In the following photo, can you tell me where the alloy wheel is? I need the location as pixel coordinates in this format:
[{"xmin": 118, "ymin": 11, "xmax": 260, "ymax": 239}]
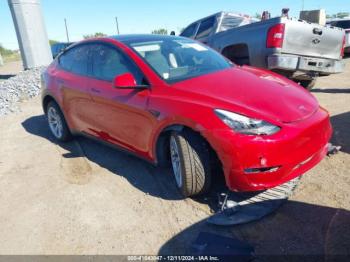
[
  {"xmin": 47, "ymin": 107, "xmax": 63, "ymax": 139},
  {"xmin": 170, "ymin": 136, "xmax": 183, "ymax": 188}
]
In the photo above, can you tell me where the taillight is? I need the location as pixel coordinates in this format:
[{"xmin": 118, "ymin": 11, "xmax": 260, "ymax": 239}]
[
  {"xmin": 267, "ymin": 23, "xmax": 285, "ymax": 48},
  {"xmin": 341, "ymin": 34, "xmax": 346, "ymax": 57}
]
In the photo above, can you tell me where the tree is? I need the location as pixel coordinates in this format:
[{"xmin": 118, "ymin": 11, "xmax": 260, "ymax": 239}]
[
  {"xmin": 83, "ymin": 32, "xmax": 107, "ymax": 39},
  {"xmin": 253, "ymin": 13, "xmax": 262, "ymax": 19},
  {"xmin": 0, "ymin": 44, "xmax": 15, "ymax": 56},
  {"xmin": 151, "ymin": 28, "xmax": 168, "ymax": 35},
  {"xmin": 0, "ymin": 44, "xmax": 20, "ymax": 63},
  {"xmin": 49, "ymin": 39, "xmax": 59, "ymax": 46},
  {"xmin": 336, "ymin": 12, "xmax": 350, "ymax": 18},
  {"xmin": 326, "ymin": 12, "xmax": 350, "ymax": 19}
]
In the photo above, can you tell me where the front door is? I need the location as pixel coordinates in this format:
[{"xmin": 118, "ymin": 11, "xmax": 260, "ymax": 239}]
[{"xmin": 87, "ymin": 44, "xmax": 156, "ymax": 158}]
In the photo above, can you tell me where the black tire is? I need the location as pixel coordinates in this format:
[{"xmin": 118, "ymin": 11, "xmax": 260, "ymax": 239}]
[
  {"xmin": 46, "ymin": 101, "xmax": 72, "ymax": 142},
  {"xmin": 156, "ymin": 135, "xmax": 171, "ymax": 168},
  {"xmin": 299, "ymin": 79, "xmax": 317, "ymax": 90},
  {"xmin": 169, "ymin": 130, "xmax": 211, "ymax": 197}
]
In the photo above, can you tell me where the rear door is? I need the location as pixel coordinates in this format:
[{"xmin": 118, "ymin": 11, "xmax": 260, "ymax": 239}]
[
  {"xmin": 87, "ymin": 43, "xmax": 155, "ymax": 156},
  {"xmin": 55, "ymin": 45, "xmax": 92, "ymax": 132},
  {"xmin": 281, "ymin": 18, "xmax": 344, "ymax": 60}
]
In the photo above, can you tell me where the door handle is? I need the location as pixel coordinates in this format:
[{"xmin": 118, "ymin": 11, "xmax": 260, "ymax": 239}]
[
  {"xmin": 91, "ymin": 88, "xmax": 101, "ymax": 93},
  {"xmin": 313, "ymin": 28, "xmax": 322, "ymax": 35}
]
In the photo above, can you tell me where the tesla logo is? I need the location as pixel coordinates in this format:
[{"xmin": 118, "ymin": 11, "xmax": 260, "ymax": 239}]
[{"xmin": 312, "ymin": 38, "xmax": 321, "ymax": 44}]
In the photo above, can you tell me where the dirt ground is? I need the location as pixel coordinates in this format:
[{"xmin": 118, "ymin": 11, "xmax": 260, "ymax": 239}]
[
  {"xmin": 0, "ymin": 58, "xmax": 349, "ymax": 258},
  {"xmin": 0, "ymin": 60, "xmax": 22, "ymax": 79}
]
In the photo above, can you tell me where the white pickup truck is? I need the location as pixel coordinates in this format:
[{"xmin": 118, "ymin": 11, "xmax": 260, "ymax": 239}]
[{"xmin": 180, "ymin": 12, "xmax": 346, "ymax": 89}]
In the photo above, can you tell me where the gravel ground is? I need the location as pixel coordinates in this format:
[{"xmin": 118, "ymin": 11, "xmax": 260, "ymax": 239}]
[
  {"xmin": 0, "ymin": 59, "xmax": 349, "ymax": 258},
  {"xmin": 0, "ymin": 67, "xmax": 45, "ymax": 116}
]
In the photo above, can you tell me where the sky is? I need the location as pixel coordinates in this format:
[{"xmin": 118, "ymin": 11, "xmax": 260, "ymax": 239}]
[{"xmin": 0, "ymin": 0, "xmax": 348, "ymax": 50}]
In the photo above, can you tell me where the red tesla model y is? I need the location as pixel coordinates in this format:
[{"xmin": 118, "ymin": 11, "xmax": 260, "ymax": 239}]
[{"xmin": 41, "ymin": 35, "xmax": 332, "ymax": 197}]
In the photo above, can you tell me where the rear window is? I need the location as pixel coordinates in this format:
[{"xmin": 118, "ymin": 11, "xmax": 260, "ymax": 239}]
[
  {"xmin": 181, "ymin": 23, "xmax": 198, "ymax": 38},
  {"xmin": 219, "ymin": 14, "xmax": 254, "ymax": 32},
  {"xmin": 195, "ymin": 16, "xmax": 216, "ymax": 39}
]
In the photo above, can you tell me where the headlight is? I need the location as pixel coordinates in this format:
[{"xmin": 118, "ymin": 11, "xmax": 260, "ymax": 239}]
[{"xmin": 214, "ymin": 109, "xmax": 280, "ymax": 135}]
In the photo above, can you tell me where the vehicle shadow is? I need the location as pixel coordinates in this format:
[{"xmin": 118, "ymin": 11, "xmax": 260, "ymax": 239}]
[
  {"xmin": 158, "ymin": 200, "xmax": 350, "ymax": 260},
  {"xmin": 21, "ymin": 114, "xmax": 232, "ymax": 205},
  {"xmin": 330, "ymin": 111, "xmax": 350, "ymax": 154},
  {"xmin": 312, "ymin": 88, "xmax": 350, "ymax": 94},
  {"xmin": 21, "ymin": 114, "xmax": 190, "ymax": 201},
  {"xmin": 0, "ymin": 74, "xmax": 15, "ymax": 80}
]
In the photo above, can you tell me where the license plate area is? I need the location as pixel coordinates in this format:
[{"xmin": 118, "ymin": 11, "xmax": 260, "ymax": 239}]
[{"xmin": 298, "ymin": 57, "xmax": 334, "ymax": 71}]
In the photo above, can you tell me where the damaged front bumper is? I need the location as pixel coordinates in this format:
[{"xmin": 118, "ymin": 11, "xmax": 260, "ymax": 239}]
[{"xmin": 204, "ymin": 107, "xmax": 332, "ymax": 192}]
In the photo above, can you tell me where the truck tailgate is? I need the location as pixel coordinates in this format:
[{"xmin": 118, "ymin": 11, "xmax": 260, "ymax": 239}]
[{"xmin": 281, "ymin": 19, "xmax": 344, "ymax": 60}]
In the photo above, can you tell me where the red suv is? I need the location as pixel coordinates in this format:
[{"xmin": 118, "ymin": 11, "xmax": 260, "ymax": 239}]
[{"xmin": 41, "ymin": 35, "xmax": 332, "ymax": 197}]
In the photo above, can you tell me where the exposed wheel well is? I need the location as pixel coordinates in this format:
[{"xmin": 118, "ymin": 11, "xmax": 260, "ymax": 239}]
[
  {"xmin": 222, "ymin": 44, "xmax": 250, "ymax": 66},
  {"xmin": 155, "ymin": 125, "xmax": 183, "ymax": 167},
  {"xmin": 42, "ymin": 95, "xmax": 56, "ymax": 114},
  {"xmin": 155, "ymin": 125, "xmax": 223, "ymax": 177}
]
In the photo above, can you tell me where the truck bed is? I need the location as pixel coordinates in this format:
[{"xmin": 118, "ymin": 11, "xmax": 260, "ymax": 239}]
[{"xmin": 209, "ymin": 16, "xmax": 344, "ymax": 62}]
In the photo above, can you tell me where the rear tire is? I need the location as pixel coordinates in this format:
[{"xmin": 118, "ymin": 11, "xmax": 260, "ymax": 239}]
[
  {"xmin": 46, "ymin": 101, "xmax": 72, "ymax": 142},
  {"xmin": 169, "ymin": 130, "xmax": 211, "ymax": 197}
]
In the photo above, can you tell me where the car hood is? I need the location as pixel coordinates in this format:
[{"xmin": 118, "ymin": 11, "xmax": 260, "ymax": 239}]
[{"xmin": 171, "ymin": 66, "xmax": 318, "ymax": 123}]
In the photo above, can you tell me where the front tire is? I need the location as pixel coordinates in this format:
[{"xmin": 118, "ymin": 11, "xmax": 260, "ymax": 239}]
[
  {"xmin": 169, "ymin": 130, "xmax": 211, "ymax": 197},
  {"xmin": 46, "ymin": 101, "xmax": 72, "ymax": 142}
]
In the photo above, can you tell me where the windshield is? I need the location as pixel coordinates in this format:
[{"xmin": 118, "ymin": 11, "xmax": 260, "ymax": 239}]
[{"xmin": 127, "ymin": 38, "xmax": 232, "ymax": 82}]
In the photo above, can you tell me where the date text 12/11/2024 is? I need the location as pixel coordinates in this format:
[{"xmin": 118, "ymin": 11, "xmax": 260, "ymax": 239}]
[{"xmin": 127, "ymin": 255, "xmax": 220, "ymax": 261}]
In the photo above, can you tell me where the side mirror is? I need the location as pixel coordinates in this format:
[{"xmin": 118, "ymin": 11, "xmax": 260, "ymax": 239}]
[{"xmin": 113, "ymin": 73, "xmax": 137, "ymax": 89}]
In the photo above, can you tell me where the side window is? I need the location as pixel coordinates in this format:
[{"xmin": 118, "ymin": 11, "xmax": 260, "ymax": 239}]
[
  {"xmin": 180, "ymin": 23, "xmax": 198, "ymax": 38},
  {"xmin": 59, "ymin": 45, "xmax": 89, "ymax": 76},
  {"xmin": 330, "ymin": 21, "xmax": 339, "ymax": 27},
  {"xmin": 90, "ymin": 44, "xmax": 145, "ymax": 84},
  {"xmin": 335, "ymin": 20, "xmax": 350, "ymax": 29},
  {"xmin": 195, "ymin": 16, "xmax": 216, "ymax": 39},
  {"xmin": 59, "ymin": 49, "xmax": 74, "ymax": 71}
]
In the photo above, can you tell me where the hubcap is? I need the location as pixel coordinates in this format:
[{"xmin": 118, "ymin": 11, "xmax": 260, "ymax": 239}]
[
  {"xmin": 170, "ymin": 136, "xmax": 182, "ymax": 188},
  {"xmin": 47, "ymin": 107, "xmax": 63, "ymax": 139}
]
